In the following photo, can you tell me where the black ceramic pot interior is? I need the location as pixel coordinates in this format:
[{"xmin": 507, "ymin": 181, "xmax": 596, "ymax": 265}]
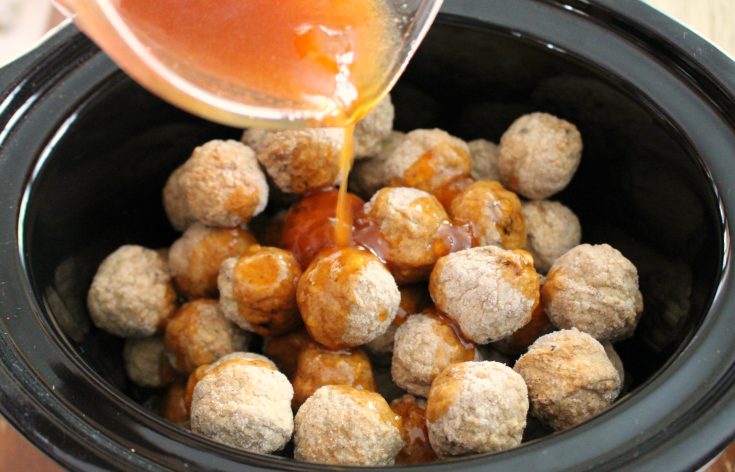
[{"xmin": 21, "ymin": 17, "xmax": 722, "ymax": 462}]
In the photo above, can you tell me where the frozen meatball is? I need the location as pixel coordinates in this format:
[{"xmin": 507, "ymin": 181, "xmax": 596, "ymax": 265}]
[
  {"xmin": 218, "ymin": 245, "xmax": 302, "ymax": 337},
  {"xmin": 363, "ymin": 187, "xmax": 449, "ymax": 284},
  {"xmin": 162, "ymin": 165, "xmax": 197, "ymax": 231},
  {"xmin": 391, "ymin": 395, "xmax": 438, "ymax": 464},
  {"xmin": 191, "ymin": 358, "xmax": 294, "ymax": 454},
  {"xmin": 350, "ymin": 131, "xmax": 405, "ymax": 199},
  {"xmin": 602, "ymin": 341, "xmax": 625, "ymax": 385},
  {"xmin": 514, "ymin": 329, "xmax": 621, "ymax": 431},
  {"xmin": 264, "ymin": 329, "xmax": 316, "ymax": 380},
  {"xmin": 168, "ymin": 223, "xmax": 257, "ymax": 300},
  {"xmin": 385, "ymin": 129, "xmax": 472, "ymax": 196},
  {"xmin": 88, "ymin": 245, "xmax": 177, "ymax": 338},
  {"xmin": 294, "ymin": 385, "xmax": 403, "ymax": 465},
  {"xmin": 391, "ymin": 310, "xmax": 478, "ymax": 397},
  {"xmin": 123, "ymin": 336, "xmax": 176, "ymax": 388},
  {"xmin": 354, "ymin": 94, "xmax": 395, "ymax": 158},
  {"xmin": 429, "ymin": 246, "xmax": 540, "ymax": 344},
  {"xmin": 297, "ymin": 247, "xmax": 400, "ymax": 349},
  {"xmin": 160, "ymin": 379, "xmax": 190, "ymax": 427},
  {"xmin": 292, "ymin": 344, "xmax": 376, "ymax": 410},
  {"xmin": 175, "ymin": 140, "xmax": 268, "ymax": 227},
  {"xmin": 426, "ymin": 361, "xmax": 528, "ymax": 458},
  {"xmin": 365, "ymin": 284, "xmax": 433, "ymax": 362},
  {"xmin": 280, "ymin": 188, "xmax": 365, "ymax": 268},
  {"xmin": 164, "ymin": 299, "xmax": 250, "ymax": 375},
  {"xmin": 542, "ymin": 244, "xmax": 639, "ymax": 340},
  {"xmin": 468, "ymin": 139, "xmax": 501, "ymax": 182},
  {"xmin": 249, "ymin": 128, "xmax": 344, "ymax": 194},
  {"xmin": 449, "ymin": 180, "xmax": 526, "ymax": 250},
  {"xmin": 522, "ymin": 200, "xmax": 582, "ymax": 273},
  {"xmin": 499, "ymin": 112, "xmax": 583, "ymax": 200}
]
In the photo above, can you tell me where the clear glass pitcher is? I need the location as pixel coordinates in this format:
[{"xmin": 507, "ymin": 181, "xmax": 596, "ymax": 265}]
[{"xmin": 52, "ymin": 0, "xmax": 443, "ymax": 129}]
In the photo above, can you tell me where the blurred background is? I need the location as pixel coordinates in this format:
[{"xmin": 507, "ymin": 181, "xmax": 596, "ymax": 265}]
[{"xmin": 0, "ymin": 0, "xmax": 733, "ymax": 470}]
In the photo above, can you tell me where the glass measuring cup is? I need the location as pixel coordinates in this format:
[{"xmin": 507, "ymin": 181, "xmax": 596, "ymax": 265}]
[{"xmin": 51, "ymin": 0, "xmax": 443, "ymax": 129}]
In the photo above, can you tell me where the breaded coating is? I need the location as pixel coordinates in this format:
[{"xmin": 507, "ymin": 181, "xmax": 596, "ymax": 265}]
[
  {"xmin": 250, "ymin": 128, "xmax": 344, "ymax": 194},
  {"xmin": 164, "ymin": 299, "xmax": 250, "ymax": 375},
  {"xmin": 426, "ymin": 361, "xmax": 528, "ymax": 458},
  {"xmin": 87, "ymin": 245, "xmax": 177, "ymax": 338},
  {"xmin": 191, "ymin": 359, "xmax": 294, "ymax": 454},
  {"xmin": 429, "ymin": 246, "xmax": 540, "ymax": 344},
  {"xmin": 390, "ymin": 395, "xmax": 438, "ymax": 464},
  {"xmin": 168, "ymin": 223, "xmax": 257, "ymax": 300},
  {"xmin": 292, "ymin": 344, "xmax": 376, "ymax": 410},
  {"xmin": 350, "ymin": 131, "xmax": 405, "ymax": 199},
  {"xmin": 602, "ymin": 341, "xmax": 625, "ymax": 385},
  {"xmin": 294, "ymin": 385, "xmax": 403, "ymax": 465},
  {"xmin": 123, "ymin": 336, "xmax": 175, "ymax": 388},
  {"xmin": 297, "ymin": 247, "xmax": 400, "ymax": 349},
  {"xmin": 162, "ymin": 165, "xmax": 197, "ymax": 231},
  {"xmin": 391, "ymin": 311, "xmax": 478, "ymax": 397},
  {"xmin": 176, "ymin": 140, "xmax": 268, "ymax": 227},
  {"xmin": 468, "ymin": 139, "xmax": 501, "ymax": 182},
  {"xmin": 364, "ymin": 187, "xmax": 449, "ymax": 284},
  {"xmin": 385, "ymin": 129, "xmax": 472, "ymax": 196},
  {"xmin": 514, "ymin": 329, "xmax": 621, "ymax": 431},
  {"xmin": 499, "ymin": 113, "xmax": 582, "ymax": 200},
  {"xmin": 263, "ymin": 329, "xmax": 316, "ymax": 380},
  {"xmin": 354, "ymin": 94, "xmax": 395, "ymax": 158},
  {"xmin": 522, "ymin": 200, "xmax": 582, "ymax": 273},
  {"xmin": 449, "ymin": 180, "xmax": 526, "ymax": 250},
  {"xmin": 218, "ymin": 245, "xmax": 302, "ymax": 337},
  {"xmin": 542, "ymin": 244, "xmax": 639, "ymax": 340}
]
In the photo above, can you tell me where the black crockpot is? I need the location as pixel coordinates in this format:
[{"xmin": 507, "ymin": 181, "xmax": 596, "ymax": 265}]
[{"xmin": 1, "ymin": 0, "xmax": 734, "ymax": 471}]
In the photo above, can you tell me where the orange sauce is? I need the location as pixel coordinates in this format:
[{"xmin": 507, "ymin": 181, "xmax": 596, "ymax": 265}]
[{"xmin": 390, "ymin": 396, "xmax": 438, "ymax": 464}]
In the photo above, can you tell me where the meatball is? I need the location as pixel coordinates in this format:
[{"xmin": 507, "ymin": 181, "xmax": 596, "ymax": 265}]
[
  {"xmin": 168, "ymin": 223, "xmax": 257, "ymax": 300},
  {"xmin": 123, "ymin": 336, "xmax": 175, "ymax": 388},
  {"xmin": 499, "ymin": 112, "xmax": 583, "ymax": 200},
  {"xmin": 248, "ymin": 128, "xmax": 344, "ymax": 194},
  {"xmin": 468, "ymin": 139, "xmax": 501, "ymax": 182},
  {"xmin": 391, "ymin": 310, "xmax": 478, "ymax": 397},
  {"xmin": 185, "ymin": 352, "xmax": 278, "ymax": 414},
  {"xmin": 603, "ymin": 341, "xmax": 625, "ymax": 386},
  {"xmin": 354, "ymin": 94, "xmax": 395, "ymax": 158},
  {"xmin": 191, "ymin": 358, "xmax": 294, "ymax": 454},
  {"xmin": 385, "ymin": 129, "xmax": 472, "ymax": 196},
  {"xmin": 294, "ymin": 385, "xmax": 403, "ymax": 465},
  {"xmin": 429, "ymin": 246, "xmax": 540, "ymax": 344},
  {"xmin": 174, "ymin": 140, "xmax": 268, "ymax": 227},
  {"xmin": 491, "ymin": 296, "xmax": 554, "ymax": 356},
  {"xmin": 162, "ymin": 165, "xmax": 197, "ymax": 231},
  {"xmin": 164, "ymin": 299, "xmax": 250, "ymax": 375},
  {"xmin": 513, "ymin": 329, "xmax": 621, "ymax": 431},
  {"xmin": 449, "ymin": 180, "xmax": 526, "ymax": 250},
  {"xmin": 364, "ymin": 284, "xmax": 433, "ymax": 362},
  {"xmin": 160, "ymin": 379, "xmax": 189, "ymax": 427},
  {"xmin": 218, "ymin": 245, "xmax": 302, "ymax": 337},
  {"xmin": 363, "ymin": 187, "xmax": 449, "ymax": 284},
  {"xmin": 542, "ymin": 244, "xmax": 639, "ymax": 340},
  {"xmin": 263, "ymin": 329, "xmax": 316, "ymax": 379},
  {"xmin": 87, "ymin": 245, "xmax": 177, "ymax": 338},
  {"xmin": 426, "ymin": 361, "xmax": 528, "ymax": 458},
  {"xmin": 280, "ymin": 188, "xmax": 365, "ymax": 268},
  {"xmin": 522, "ymin": 200, "xmax": 582, "ymax": 273},
  {"xmin": 292, "ymin": 344, "xmax": 376, "ymax": 410},
  {"xmin": 350, "ymin": 131, "xmax": 405, "ymax": 199},
  {"xmin": 390, "ymin": 395, "xmax": 438, "ymax": 464},
  {"xmin": 297, "ymin": 247, "xmax": 400, "ymax": 349}
]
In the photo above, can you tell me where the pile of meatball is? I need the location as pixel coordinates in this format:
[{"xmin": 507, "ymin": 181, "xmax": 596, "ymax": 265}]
[{"xmin": 87, "ymin": 95, "xmax": 643, "ymax": 465}]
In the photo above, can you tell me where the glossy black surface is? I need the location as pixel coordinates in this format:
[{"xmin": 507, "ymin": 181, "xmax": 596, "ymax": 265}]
[{"xmin": 0, "ymin": 1, "xmax": 735, "ymax": 471}]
